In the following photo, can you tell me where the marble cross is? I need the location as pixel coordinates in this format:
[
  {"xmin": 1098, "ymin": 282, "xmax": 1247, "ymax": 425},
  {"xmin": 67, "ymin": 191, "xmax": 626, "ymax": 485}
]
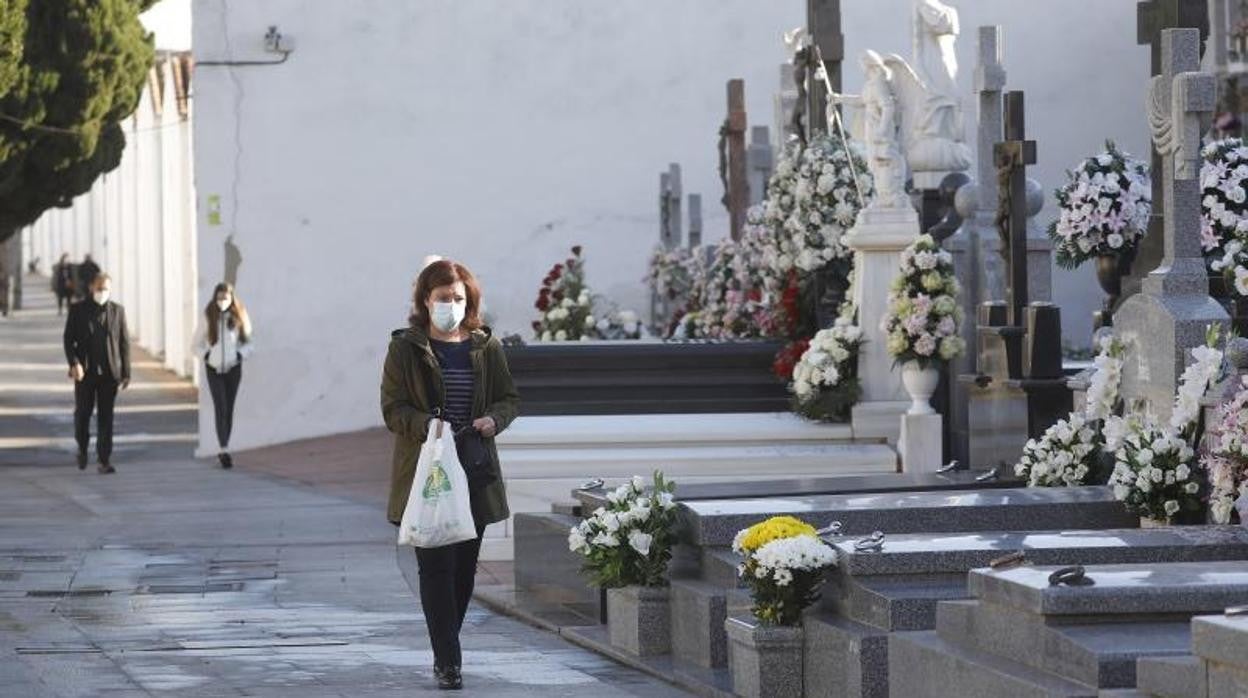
[
  {"xmin": 974, "ymin": 26, "xmax": 1006, "ymax": 234},
  {"xmin": 994, "ymin": 91, "xmax": 1035, "ymax": 328}
]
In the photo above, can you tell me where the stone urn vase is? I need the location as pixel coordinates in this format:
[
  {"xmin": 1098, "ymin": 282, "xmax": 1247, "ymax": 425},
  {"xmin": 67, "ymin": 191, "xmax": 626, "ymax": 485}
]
[
  {"xmin": 606, "ymin": 586, "xmax": 670, "ymax": 656},
  {"xmin": 900, "ymin": 361, "xmax": 940, "ymax": 415},
  {"xmin": 725, "ymin": 616, "xmax": 803, "ymax": 698},
  {"xmin": 1094, "ymin": 250, "xmax": 1132, "ymax": 329}
]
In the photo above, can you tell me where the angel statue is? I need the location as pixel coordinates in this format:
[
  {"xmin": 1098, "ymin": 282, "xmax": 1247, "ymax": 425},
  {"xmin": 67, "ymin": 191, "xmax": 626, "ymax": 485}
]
[
  {"xmin": 903, "ymin": 0, "xmax": 972, "ymax": 181},
  {"xmin": 830, "ymin": 51, "xmax": 908, "ymax": 210}
]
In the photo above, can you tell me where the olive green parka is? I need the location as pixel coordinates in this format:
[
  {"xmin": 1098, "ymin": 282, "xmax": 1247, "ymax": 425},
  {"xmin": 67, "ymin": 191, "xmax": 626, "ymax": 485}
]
[{"xmin": 381, "ymin": 325, "xmax": 519, "ymax": 527}]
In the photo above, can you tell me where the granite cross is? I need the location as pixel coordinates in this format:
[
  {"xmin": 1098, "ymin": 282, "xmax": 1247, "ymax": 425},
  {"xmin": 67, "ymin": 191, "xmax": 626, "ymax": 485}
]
[
  {"xmin": 1115, "ymin": 28, "xmax": 1228, "ymax": 419},
  {"xmin": 688, "ymin": 193, "xmax": 703, "ymax": 249},
  {"xmin": 1127, "ymin": 0, "xmax": 1209, "ymax": 299},
  {"xmin": 975, "ymin": 26, "xmax": 1006, "ymax": 271},
  {"xmin": 994, "ymin": 91, "xmax": 1035, "ymax": 328},
  {"xmin": 805, "ymin": 0, "xmax": 844, "ymax": 137},
  {"xmin": 719, "ymin": 79, "xmax": 749, "ymax": 240},
  {"xmin": 658, "ymin": 163, "xmax": 683, "ymax": 250}
]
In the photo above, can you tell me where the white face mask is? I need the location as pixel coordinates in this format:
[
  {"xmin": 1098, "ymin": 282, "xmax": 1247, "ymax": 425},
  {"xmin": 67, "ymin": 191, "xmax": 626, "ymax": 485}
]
[
  {"xmin": 431, "ymin": 301, "xmax": 466, "ymax": 333},
  {"xmin": 217, "ymin": 298, "xmax": 232, "ymax": 312},
  {"xmin": 93, "ymin": 290, "xmax": 110, "ymax": 305}
]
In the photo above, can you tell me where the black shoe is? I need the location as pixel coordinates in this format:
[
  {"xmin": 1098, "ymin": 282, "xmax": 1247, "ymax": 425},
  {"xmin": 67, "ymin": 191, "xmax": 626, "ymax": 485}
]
[
  {"xmin": 219, "ymin": 452, "xmax": 233, "ymax": 469},
  {"xmin": 97, "ymin": 461, "xmax": 115, "ymax": 475},
  {"xmin": 435, "ymin": 666, "xmax": 462, "ymax": 690},
  {"xmin": 77, "ymin": 451, "xmax": 87, "ymax": 470}
]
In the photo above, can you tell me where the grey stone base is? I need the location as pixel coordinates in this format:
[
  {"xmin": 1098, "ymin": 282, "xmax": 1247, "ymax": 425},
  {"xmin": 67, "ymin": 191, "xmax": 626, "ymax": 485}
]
[
  {"xmin": 1136, "ymin": 655, "xmax": 1207, "ymax": 698},
  {"xmin": 670, "ymin": 579, "xmax": 727, "ymax": 668},
  {"xmin": 803, "ymin": 613, "xmax": 888, "ymax": 698},
  {"xmin": 888, "ymin": 630, "xmax": 1099, "ymax": 698},
  {"xmin": 607, "ymin": 586, "xmax": 671, "ymax": 657},
  {"xmin": 725, "ymin": 616, "xmax": 804, "ymax": 698}
]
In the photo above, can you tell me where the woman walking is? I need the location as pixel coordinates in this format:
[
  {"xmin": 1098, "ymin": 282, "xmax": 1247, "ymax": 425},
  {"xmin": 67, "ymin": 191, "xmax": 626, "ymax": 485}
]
[
  {"xmin": 193, "ymin": 282, "xmax": 252, "ymax": 469},
  {"xmin": 381, "ymin": 259, "xmax": 519, "ymax": 691}
]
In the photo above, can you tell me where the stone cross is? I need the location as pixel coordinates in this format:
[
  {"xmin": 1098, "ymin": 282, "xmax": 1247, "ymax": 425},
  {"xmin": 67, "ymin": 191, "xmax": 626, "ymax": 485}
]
[
  {"xmin": 805, "ymin": 0, "xmax": 844, "ymax": 137},
  {"xmin": 747, "ymin": 126, "xmax": 774, "ymax": 207},
  {"xmin": 975, "ymin": 26, "xmax": 1007, "ymax": 273},
  {"xmin": 994, "ymin": 91, "xmax": 1035, "ymax": 328},
  {"xmin": 720, "ymin": 79, "xmax": 749, "ymax": 240},
  {"xmin": 658, "ymin": 163, "xmax": 683, "ymax": 250},
  {"xmin": 1125, "ymin": 0, "xmax": 1209, "ymax": 300},
  {"xmin": 688, "ymin": 193, "xmax": 703, "ymax": 249},
  {"xmin": 1116, "ymin": 28, "xmax": 1229, "ymax": 420}
]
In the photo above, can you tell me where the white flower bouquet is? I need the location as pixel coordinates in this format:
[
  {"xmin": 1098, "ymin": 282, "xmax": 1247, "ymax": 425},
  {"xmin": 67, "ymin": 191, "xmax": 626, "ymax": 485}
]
[
  {"xmin": 790, "ymin": 303, "xmax": 862, "ymax": 422},
  {"xmin": 534, "ymin": 246, "xmax": 595, "ymax": 341},
  {"xmin": 757, "ymin": 135, "xmax": 873, "ymax": 276},
  {"xmin": 568, "ymin": 472, "xmax": 679, "ymax": 588},
  {"xmin": 1107, "ymin": 328, "xmax": 1224, "ymax": 523},
  {"xmin": 1015, "ymin": 337, "xmax": 1125, "ymax": 487},
  {"xmin": 677, "ymin": 218, "xmax": 787, "ymax": 340},
  {"xmin": 1049, "ymin": 141, "xmax": 1151, "ymax": 269},
  {"xmin": 732, "ymin": 515, "xmax": 836, "ymax": 626},
  {"xmin": 645, "ymin": 245, "xmax": 696, "ymax": 320},
  {"xmin": 1202, "ymin": 375, "xmax": 1248, "ymax": 524},
  {"xmin": 1201, "ymin": 138, "xmax": 1248, "ymax": 294},
  {"xmin": 590, "ymin": 309, "xmax": 644, "ymax": 340},
  {"xmin": 881, "ymin": 234, "xmax": 965, "ymax": 368}
]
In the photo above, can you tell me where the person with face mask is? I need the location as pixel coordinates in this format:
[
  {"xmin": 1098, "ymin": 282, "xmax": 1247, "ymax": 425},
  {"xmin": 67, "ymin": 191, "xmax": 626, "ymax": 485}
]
[
  {"xmin": 192, "ymin": 282, "xmax": 253, "ymax": 469},
  {"xmin": 380, "ymin": 258, "xmax": 519, "ymax": 691},
  {"xmin": 63, "ymin": 273, "xmax": 130, "ymax": 474}
]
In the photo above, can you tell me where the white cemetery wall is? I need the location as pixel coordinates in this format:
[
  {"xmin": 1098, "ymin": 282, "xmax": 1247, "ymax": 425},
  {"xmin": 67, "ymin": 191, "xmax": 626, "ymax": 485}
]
[
  {"xmin": 191, "ymin": 0, "xmax": 806, "ymax": 452},
  {"xmin": 842, "ymin": 0, "xmax": 1149, "ymax": 349}
]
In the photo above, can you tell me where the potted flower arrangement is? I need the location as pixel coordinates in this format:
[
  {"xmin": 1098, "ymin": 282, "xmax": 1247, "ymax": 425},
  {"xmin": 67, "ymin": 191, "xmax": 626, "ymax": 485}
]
[
  {"xmin": 881, "ymin": 234, "xmax": 965, "ymax": 415},
  {"xmin": 1015, "ymin": 336, "xmax": 1125, "ymax": 486},
  {"xmin": 533, "ymin": 246, "xmax": 595, "ymax": 341},
  {"xmin": 645, "ymin": 245, "xmax": 696, "ymax": 333},
  {"xmin": 1201, "ymin": 374, "xmax": 1248, "ymax": 524},
  {"xmin": 787, "ymin": 303, "xmax": 863, "ymax": 422},
  {"xmin": 1107, "ymin": 328, "xmax": 1225, "ymax": 525},
  {"xmin": 1200, "ymin": 138, "xmax": 1248, "ymax": 295},
  {"xmin": 1048, "ymin": 142, "xmax": 1151, "ymax": 290},
  {"xmin": 724, "ymin": 515, "xmax": 836, "ymax": 698},
  {"xmin": 567, "ymin": 472, "xmax": 678, "ymax": 656},
  {"xmin": 675, "ymin": 221, "xmax": 786, "ymax": 340}
]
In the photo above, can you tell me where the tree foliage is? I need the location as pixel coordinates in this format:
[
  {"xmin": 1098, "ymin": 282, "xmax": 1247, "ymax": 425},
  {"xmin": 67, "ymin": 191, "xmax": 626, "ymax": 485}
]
[{"xmin": 0, "ymin": 0, "xmax": 155, "ymax": 240}]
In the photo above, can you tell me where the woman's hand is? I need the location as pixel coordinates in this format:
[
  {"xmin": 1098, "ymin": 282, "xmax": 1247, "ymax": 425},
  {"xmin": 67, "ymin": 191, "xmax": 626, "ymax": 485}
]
[{"xmin": 472, "ymin": 416, "xmax": 497, "ymax": 438}]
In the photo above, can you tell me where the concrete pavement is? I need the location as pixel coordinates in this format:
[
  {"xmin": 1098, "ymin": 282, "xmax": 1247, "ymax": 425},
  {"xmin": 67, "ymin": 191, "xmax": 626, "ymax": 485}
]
[{"xmin": 0, "ymin": 277, "xmax": 687, "ymax": 697}]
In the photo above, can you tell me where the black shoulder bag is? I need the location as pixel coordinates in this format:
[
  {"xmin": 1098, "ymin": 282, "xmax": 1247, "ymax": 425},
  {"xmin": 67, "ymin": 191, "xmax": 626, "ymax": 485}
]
[{"xmin": 421, "ymin": 356, "xmax": 497, "ymax": 491}]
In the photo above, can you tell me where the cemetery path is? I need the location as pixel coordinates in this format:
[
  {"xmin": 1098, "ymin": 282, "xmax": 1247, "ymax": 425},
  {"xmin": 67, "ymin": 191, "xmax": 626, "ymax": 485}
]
[{"xmin": 0, "ymin": 277, "xmax": 689, "ymax": 697}]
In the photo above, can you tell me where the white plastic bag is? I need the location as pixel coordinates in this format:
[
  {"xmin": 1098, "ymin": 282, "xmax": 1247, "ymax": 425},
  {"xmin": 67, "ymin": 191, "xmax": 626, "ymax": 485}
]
[{"xmin": 397, "ymin": 419, "xmax": 478, "ymax": 548}]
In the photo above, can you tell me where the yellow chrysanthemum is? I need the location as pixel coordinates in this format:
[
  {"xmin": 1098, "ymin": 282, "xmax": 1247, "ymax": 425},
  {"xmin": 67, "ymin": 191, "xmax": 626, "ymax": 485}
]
[{"xmin": 735, "ymin": 515, "xmax": 817, "ymax": 553}]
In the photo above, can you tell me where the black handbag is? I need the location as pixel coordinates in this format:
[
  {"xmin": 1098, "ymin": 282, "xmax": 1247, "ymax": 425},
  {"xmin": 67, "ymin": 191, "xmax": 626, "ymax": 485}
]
[{"xmin": 421, "ymin": 360, "xmax": 497, "ymax": 491}]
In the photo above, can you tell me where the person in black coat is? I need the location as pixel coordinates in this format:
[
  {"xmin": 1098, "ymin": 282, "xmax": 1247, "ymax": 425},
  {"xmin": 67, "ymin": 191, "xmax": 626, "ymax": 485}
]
[
  {"xmin": 76, "ymin": 254, "xmax": 100, "ymax": 302},
  {"xmin": 63, "ymin": 273, "xmax": 130, "ymax": 474},
  {"xmin": 52, "ymin": 253, "xmax": 74, "ymax": 315}
]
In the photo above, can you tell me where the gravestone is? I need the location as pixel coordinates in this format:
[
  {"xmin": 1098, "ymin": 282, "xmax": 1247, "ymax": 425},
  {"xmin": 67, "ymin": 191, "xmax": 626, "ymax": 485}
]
[
  {"xmin": 659, "ymin": 163, "xmax": 682, "ymax": 250},
  {"xmin": 720, "ymin": 79, "xmax": 749, "ymax": 240},
  {"xmin": 1025, "ymin": 177, "xmax": 1053, "ymax": 303},
  {"xmin": 746, "ymin": 126, "xmax": 773, "ymax": 207},
  {"xmin": 1115, "ymin": 28, "xmax": 1229, "ymax": 422},
  {"xmin": 1124, "ymin": 0, "xmax": 1210, "ymax": 303},
  {"xmin": 807, "ymin": 527, "xmax": 1248, "ymax": 697},
  {"xmin": 948, "ymin": 25, "xmax": 1010, "ymax": 467},
  {"xmin": 890, "ymin": 561, "xmax": 1248, "ymax": 696},
  {"xmin": 687, "ymin": 193, "xmax": 703, "ymax": 249}
]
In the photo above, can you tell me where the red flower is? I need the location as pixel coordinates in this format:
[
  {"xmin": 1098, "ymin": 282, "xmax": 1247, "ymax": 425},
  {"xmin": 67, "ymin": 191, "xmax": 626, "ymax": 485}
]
[
  {"xmin": 532, "ymin": 321, "xmax": 542, "ymax": 332},
  {"xmin": 552, "ymin": 290, "xmax": 564, "ymax": 301},
  {"xmin": 772, "ymin": 338, "xmax": 811, "ymax": 381},
  {"xmin": 747, "ymin": 288, "xmax": 763, "ymax": 303},
  {"xmin": 536, "ymin": 297, "xmax": 550, "ymax": 311},
  {"xmin": 551, "ymin": 265, "xmax": 563, "ymax": 281},
  {"xmin": 539, "ymin": 287, "xmax": 551, "ymax": 297}
]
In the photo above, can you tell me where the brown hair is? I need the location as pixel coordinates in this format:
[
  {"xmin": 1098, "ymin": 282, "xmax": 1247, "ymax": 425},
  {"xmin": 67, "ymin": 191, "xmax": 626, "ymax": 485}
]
[
  {"xmin": 205, "ymin": 282, "xmax": 251, "ymax": 345},
  {"xmin": 409, "ymin": 259, "xmax": 484, "ymax": 332}
]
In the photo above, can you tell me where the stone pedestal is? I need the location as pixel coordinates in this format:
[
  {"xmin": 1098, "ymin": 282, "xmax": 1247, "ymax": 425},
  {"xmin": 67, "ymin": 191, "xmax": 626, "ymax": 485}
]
[
  {"xmin": 606, "ymin": 586, "xmax": 671, "ymax": 656},
  {"xmin": 899, "ymin": 413, "xmax": 943, "ymax": 473},
  {"xmin": 726, "ymin": 616, "xmax": 803, "ymax": 698},
  {"xmin": 847, "ymin": 205, "xmax": 920, "ymax": 444}
]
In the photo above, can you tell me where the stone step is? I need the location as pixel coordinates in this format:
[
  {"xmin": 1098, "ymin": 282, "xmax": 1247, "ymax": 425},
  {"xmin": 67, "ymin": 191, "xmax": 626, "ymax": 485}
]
[
  {"xmin": 512, "ymin": 512, "xmax": 602, "ymax": 622},
  {"xmin": 803, "ymin": 612, "xmax": 890, "ymax": 698},
  {"xmin": 680, "ymin": 486, "xmax": 1137, "ymax": 547},
  {"xmin": 936, "ymin": 599, "xmax": 1192, "ymax": 688},
  {"xmin": 829, "ymin": 572, "xmax": 968, "ymax": 632},
  {"xmin": 698, "ymin": 547, "xmax": 742, "ymax": 590},
  {"xmin": 1136, "ymin": 654, "xmax": 1207, "ymax": 698},
  {"xmin": 1192, "ymin": 614, "xmax": 1248, "ymax": 670},
  {"xmin": 968, "ymin": 561, "xmax": 1248, "ymax": 618},
  {"xmin": 889, "ymin": 630, "xmax": 1100, "ymax": 698},
  {"xmin": 669, "ymin": 579, "xmax": 728, "ymax": 670}
]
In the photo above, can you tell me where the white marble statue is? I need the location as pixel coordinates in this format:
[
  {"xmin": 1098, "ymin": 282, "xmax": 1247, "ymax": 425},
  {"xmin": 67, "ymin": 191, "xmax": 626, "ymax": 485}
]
[
  {"xmin": 859, "ymin": 51, "xmax": 908, "ymax": 209},
  {"xmin": 901, "ymin": 0, "xmax": 972, "ymax": 179}
]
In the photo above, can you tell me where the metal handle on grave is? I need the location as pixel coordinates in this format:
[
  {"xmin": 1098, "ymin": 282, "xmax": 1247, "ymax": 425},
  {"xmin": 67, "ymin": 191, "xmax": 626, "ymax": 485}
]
[
  {"xmin": 817, "ymin": 521, "xmax": 844, "ymax": 539},
  {"xmin": 989, "ymin": 551, "xmax": 1026, "ymax": 570},
  {"xmin": 937, "ymin": 460, "xmax": 959, "ymax": 474},
  {"xmin": 975, "ymin": 465, "xmax": 1001, "ymax": 482},
  {"xmin": 1047, "ymin": 565, "xmax": 1094, "ymax": 587},
  {"xmin": 578, "ymin": 478, "xmax": 605, "ymax": 491},
  {"xmin": 853, "ymin": 531, "xmax": 885, "ymax": 553},
  {"xmin": 1227, "ymin": 605, "xmax": 1248, "ymax": 617}
]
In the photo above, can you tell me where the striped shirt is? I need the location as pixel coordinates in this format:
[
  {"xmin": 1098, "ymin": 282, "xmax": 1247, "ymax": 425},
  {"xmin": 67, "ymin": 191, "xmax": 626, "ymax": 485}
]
[{"xmin": 430, "ymin": 338, "xmax": 474, "ymax": 428}]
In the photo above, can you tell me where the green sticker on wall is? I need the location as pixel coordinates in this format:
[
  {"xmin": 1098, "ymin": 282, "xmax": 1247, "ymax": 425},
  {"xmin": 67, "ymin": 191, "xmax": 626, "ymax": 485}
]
[{"xmin": 206, "ymin": 194, "xmax": 221, "ymax": 226}]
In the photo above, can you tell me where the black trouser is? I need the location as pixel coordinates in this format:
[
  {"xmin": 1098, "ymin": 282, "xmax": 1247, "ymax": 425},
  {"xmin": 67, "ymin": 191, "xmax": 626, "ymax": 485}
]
[
  {"xmin": 414, "ymin": 524, "xmax": 485, "ymax": 669},
  {"xmin": 74, "ymin": 373, "xmax": 119, "ymax": 461},
  {"xmin": 205, "ymin": 362, "xmax": 242, "ymax": 449}
]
